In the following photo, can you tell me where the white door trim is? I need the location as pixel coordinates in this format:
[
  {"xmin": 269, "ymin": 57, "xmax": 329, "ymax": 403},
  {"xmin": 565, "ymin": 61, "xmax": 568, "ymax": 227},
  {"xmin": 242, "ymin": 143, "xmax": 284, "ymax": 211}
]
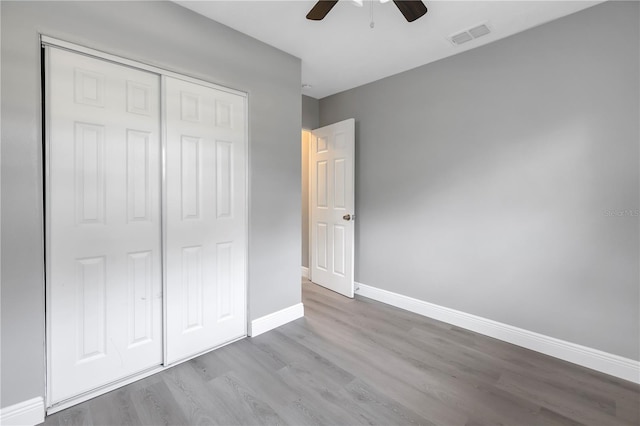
[
  {"xmin": 303, "ymin": 129, "xmax": 313, "ymax": 277},
  {"xmin": 42, "ymin": 35, "xmax": 250, "ymax": 411}
]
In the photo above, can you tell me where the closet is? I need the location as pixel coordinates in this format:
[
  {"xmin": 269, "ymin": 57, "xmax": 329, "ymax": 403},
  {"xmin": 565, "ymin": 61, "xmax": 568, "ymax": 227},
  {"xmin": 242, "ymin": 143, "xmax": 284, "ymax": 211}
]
[{"xmin": 45, "ymin": 43, "xmax": 247, "ymax": 408}]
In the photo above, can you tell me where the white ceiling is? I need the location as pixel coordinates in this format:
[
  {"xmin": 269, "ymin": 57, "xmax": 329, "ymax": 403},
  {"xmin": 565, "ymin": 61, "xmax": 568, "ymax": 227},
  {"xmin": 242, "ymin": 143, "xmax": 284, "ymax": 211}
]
[{"xmin": 177, "ymin": 0, "xmax": 604, "ymax": 99}]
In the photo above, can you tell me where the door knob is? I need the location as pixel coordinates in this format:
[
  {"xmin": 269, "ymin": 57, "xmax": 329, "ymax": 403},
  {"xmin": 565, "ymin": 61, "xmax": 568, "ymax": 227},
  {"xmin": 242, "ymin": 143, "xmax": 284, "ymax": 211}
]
[{"xmin": 343, "ymin": 214, "xmax": 351, "ymax": 221}]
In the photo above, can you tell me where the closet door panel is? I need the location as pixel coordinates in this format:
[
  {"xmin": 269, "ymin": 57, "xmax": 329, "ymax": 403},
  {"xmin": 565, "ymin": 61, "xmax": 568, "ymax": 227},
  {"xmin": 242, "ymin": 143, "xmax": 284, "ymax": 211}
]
[
  {"xmin": 164, "ymin": 77, "xmax": 247, "ymax": 364},
  {"xmin": 47, "ymin": 48, "xmax": 162, "ymax": 404}
]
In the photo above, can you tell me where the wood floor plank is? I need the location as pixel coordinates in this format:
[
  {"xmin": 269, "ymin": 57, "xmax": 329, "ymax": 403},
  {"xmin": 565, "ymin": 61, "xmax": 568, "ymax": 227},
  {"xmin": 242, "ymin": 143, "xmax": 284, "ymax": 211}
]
[
  {"xmin": 161, "ymin": 361, "xmax": 221, "ymax": 425},
  {"xmin": 248, "ymin": 329, "xmax": 356, "ymax": 386},
  {"xmin": 341, "ymin": 379, "xmax": 436, "ymax": 426},
  {"xmin": 279, "ymin": 319, "xmax": 470, "ymax": 425},
  {"xmin": 187, "ymin": 349, "xmax": 233, "ymax": 382},
  {"xmin": 206, "ymin": 371, "xmax": 285, "ymax": 425},
  {"xmin": 129, "ymin": 380, "xmax": 189, "ymax": 426},
  {"xmin": 84, "ymin": 388, "xmax": 143, "ymax": 426},
  {"xmin": 251, "ymin": 330, "xmax": 425, "ymax": 425},
  {"xmin": 45, "ymin": 405, "xmax": 91, "ymax": 426},
  {"xmin": 497, "ymin": 370, "xmax": 634, "ymax": 425},
  {"xmin": 40, "ymin": 279, "xmax": 640, "ymax": 426},
  {"xmin": 308, "ymin": 296, "xmax": 505, "ymax": 387},
  {"xmin": 213, "ymin": 336, "xmax": 335, "ymax": 425},
  {"xmin": 302, "ymin": 302, "xmax": 522, "ymax": 423},
  {"xmin": 275, "ymin": 364, "xmax": 369, "ymax": 425}
]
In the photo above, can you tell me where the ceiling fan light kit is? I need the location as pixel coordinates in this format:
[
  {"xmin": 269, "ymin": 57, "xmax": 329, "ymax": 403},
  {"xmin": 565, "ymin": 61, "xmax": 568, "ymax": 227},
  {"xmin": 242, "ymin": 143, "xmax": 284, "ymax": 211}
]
[{"xmin": 306, "ymin": 0, "xmax": 428, "ymax": 23}]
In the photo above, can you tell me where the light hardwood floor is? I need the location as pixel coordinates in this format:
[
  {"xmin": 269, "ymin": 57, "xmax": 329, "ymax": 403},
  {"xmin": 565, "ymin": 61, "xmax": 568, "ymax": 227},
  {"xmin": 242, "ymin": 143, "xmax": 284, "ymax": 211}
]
[{"xmin": 43, "ymin": 279, "xmax": 639, "ymax": 425}]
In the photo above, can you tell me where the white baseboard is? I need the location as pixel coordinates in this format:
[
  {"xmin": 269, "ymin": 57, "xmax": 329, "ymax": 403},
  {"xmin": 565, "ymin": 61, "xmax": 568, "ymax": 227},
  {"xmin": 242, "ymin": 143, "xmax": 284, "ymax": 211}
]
[
  {"xmin": 0, "ymin": 397, "xmax": 45, "ymax": 426},
  {"xmin": 301, "ymin": 266, "xmax": 309, "ymax": 279},
  {"xmin": 249, "ymin": 303, "xmax": 304, "ymax": 337},
  {"xmin": 356, "ymin": 282, "xmax": 640, "ymax": 384}
]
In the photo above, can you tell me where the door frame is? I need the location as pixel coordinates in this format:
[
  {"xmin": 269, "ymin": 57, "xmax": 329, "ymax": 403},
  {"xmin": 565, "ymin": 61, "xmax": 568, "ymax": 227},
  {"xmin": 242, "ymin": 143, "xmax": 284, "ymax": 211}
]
[
  {"xmin": 42, "ymin": 35, "xmax": 250, "ymax": 413},
  {"xmin": 303, "ymin": 127, "xmax": 316, "ymax": 282}
]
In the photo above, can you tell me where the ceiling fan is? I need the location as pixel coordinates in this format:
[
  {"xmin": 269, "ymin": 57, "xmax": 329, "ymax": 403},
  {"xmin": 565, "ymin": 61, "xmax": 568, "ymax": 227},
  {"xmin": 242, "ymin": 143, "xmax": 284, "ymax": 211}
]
[{"xmin": 306, "ymin": 0, "xmax": 428, "ymax": 23}]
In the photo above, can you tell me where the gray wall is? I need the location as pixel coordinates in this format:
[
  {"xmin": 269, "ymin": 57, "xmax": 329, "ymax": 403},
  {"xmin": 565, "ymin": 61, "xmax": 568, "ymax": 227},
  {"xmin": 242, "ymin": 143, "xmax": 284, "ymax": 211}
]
[
  {"xmin": 1, "ymin": 1, "xmax": 301, "ymax": 408},
  {"xmin": 301, "ymin": 95, "xmax": 320, "ymax": 268},
  {"xmin": 302, "ymin": 95, "xmax": 319, "ymax": 131},
  {"xmin": 319, "ymin": 1, "xmax": 639, "ymax": 360}
]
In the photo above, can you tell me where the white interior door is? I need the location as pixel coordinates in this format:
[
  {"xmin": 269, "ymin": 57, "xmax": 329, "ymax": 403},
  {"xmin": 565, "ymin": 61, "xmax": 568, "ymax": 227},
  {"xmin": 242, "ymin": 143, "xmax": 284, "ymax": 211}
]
[
  {"xmin": 310, "ymin": 119, "xmax": 355, "ymax": 297},
  {"xmin": 47, "ymin": 47, "xmax": 162, "ymax": 404},
  {"xmin": 164, "ymin": 76, "xmax": 247, "ymax": 364}
]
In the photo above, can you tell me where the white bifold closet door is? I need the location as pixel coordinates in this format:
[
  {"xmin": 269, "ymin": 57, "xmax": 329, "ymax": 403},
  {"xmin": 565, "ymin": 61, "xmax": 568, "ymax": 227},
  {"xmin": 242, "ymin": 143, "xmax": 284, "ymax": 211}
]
[
  {"xmin": 47, "ymin": 48, "xmax": 163, "ymax": 404},
  {"xmin": 164, "ymin": 77, "xmax": 247, "ymax": 364},
  {"xmin": 47, "ymin": 46, "xmax": 247, "ymax": 406}
]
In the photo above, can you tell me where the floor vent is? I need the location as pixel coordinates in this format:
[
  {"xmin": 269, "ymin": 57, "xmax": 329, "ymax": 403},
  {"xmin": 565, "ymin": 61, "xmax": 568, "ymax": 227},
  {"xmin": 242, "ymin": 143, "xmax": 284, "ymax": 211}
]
[{"xmin": 449, "ymin": 22, "xmax": 492, "ymax": 46}]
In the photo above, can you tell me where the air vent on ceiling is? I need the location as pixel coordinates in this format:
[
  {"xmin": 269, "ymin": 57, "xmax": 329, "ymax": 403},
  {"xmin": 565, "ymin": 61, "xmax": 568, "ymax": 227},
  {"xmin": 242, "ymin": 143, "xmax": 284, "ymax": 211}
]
[{"xmin": 449, "ymin": 22, "xmax": 492, "ymax": 46}]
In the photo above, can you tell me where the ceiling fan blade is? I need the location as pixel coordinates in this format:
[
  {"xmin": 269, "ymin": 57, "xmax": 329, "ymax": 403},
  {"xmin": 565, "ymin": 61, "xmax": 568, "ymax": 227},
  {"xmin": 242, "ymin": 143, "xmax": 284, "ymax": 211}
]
[
  {"xmin": 306, "ymin": 0, "xmax": 340, "ymax": 21},
  {"xmin": 392, "ymin": 0, "xmax": 427, "ymax": 22}
]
